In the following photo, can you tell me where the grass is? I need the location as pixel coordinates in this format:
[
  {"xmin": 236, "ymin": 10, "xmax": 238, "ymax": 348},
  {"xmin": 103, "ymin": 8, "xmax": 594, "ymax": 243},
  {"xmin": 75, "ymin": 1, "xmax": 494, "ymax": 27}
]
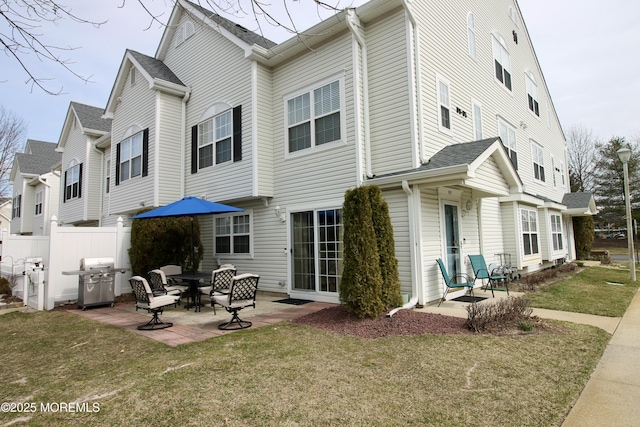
[
  {"xmin": 524, "ymin": 266, "xmax": 639, "ymax": 317},
  {"xmin": 0, "ymin": 309, "xmax": 610, "ymax": 426}
]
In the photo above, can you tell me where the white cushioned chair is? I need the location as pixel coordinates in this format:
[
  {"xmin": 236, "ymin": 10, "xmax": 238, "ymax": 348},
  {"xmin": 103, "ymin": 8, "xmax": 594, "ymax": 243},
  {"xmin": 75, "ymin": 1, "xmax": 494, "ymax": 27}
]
[
  {"xmin": 211, "ymin": 273, "xmax": 259, "ymax": 330},
  {"xmin": 129, "ymin": 276, "xmax": 180, "ymax": 330}
]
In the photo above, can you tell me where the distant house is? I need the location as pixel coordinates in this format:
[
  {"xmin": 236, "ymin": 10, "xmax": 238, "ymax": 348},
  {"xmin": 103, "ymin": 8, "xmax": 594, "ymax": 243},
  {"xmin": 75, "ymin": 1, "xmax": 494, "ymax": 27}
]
[
  {"xmin": 0, "ymin": 198, "xmax": 11, "ymax": 234},
  {"xmin": 56, "ymin": 102, "xmax": 112, "ymax": 226},
  {"xmin": 9, "ymin": 140, "xmax": 61, "ymax": 235},
  {"xmin": 54, "ymin": 0, "xmax": 596, "ymax": 305}
]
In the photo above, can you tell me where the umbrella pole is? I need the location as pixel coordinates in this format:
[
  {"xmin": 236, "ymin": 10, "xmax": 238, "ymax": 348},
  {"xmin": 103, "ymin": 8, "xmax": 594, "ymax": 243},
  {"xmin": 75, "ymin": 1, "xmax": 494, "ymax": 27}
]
[{"xmin": 190, "ymin": 216, "xmax": 195, "ymax": 273}]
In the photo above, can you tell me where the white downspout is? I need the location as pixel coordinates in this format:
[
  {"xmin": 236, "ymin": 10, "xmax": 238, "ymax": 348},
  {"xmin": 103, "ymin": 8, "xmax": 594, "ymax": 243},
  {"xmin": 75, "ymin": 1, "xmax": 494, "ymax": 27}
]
[
  {"xmin": 37, "ymin": 177, "xmax": 50, "ymax": 235},
  {"xmin": 388, "ymin": 180, "xmax": 421, "ymax": 316},
  {"xmin": 90, "ymin": 144, "xmax": 104, "ymax": 226},
  {"xmin": 346, "ymin": 10, "xmax": 373, "ymax": 179},
  {"xmin": 402, "ymin": 0, "xmax": 425, "ymax": 165},
  {"xmin": 181, "ymin": 88, "xmax": 192, "ymax": 198}
]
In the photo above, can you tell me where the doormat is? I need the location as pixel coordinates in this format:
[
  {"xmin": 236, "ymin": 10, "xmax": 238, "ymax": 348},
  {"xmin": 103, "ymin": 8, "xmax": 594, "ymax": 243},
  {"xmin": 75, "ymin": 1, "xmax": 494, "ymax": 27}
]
[
  {"xmin": 452, "ymin": 295, "xmax": 487, "ymax": 303},
  {"xmin": 273, "ymin": 298, "xmax": 314, "ymax": 305}
]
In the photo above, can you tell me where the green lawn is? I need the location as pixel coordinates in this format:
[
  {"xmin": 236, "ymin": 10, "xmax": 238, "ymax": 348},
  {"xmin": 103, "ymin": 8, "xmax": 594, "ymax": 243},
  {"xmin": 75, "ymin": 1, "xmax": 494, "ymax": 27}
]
[
  {"xmin": 524, "ymin": 267, "xmax": 639, "ymax": 317},
  {"xmin": 0, "ymin": 309, "xmax": 609, "ymax": 426}
]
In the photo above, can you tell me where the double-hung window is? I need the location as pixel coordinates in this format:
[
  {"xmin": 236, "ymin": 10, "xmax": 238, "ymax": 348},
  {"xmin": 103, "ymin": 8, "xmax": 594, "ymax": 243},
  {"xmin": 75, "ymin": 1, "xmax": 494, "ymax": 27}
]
[
  {"xmin": 215, "ymin": 213, "xmax": 251, "ymax": 255},
  {"xmin": 286, "ymin": 79, "xmax": 342, "ymax": 153},
  {"xmin": 551, "ymin": 214, "xmax": 563, "ymax": 251},
  {"xmin": 472, "ymin": 99, "xmax": 483, "ymax": 140},
  {"xmin": 498, "ymin": 118, "xmax": 518, "ymax": 169},
  {"xmin": 492, "ymin": 34, "xmax": 511, "ymax": 90},
  {"xmin": 521, "ymin": 208, "xmax": 539, "ymax": 256},
  {"xmin": 467, "ymin": 13, "xmax": 476, "ymax": 59},
  {"xmin": 12, "ymin": 194, "xmax": 21, "ymax": 219},
  {"xmin": 64, "ymin": 162, "xmax": 82, "ymax": 201},
  {"xmin": 436, "ymin": 74, "xmax": 452, "ymax": 134},
  {"xmin": 198, "ymin": 110, "xmax": 232, "ymax": 168},
  {"xmin": 118, "ymin": 132, "xmax": 143, "ymax": 182},
  {"xmin": 34, "ymin": 191, "xmax": 43, "ymax": 216},
  {"xmin": 532, "ymin": 142, "xmax": 545, "ymax": 182},
  {"xmin": 526, "ymin": 72, "xmax": 540, "ymax": 116}
]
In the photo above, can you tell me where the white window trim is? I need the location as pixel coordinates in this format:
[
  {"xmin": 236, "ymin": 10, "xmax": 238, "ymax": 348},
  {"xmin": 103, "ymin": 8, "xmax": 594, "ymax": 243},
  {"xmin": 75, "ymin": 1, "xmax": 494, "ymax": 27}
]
[
  {"xmin": 198, "ymin": 109, "xmax": 233, "ymax": 169},
  {"xmin": 550, "ymin": 214, "xmax": 564, "ymax": 252},
  {"xmin": 65, "ymin": 160, "xmax": 81, "ymax": 201},
  {"xmin": 213, "ymin": 210, "xmax": 253, "ymax": 258},
  {"xmin": 559, "ymin": 160, "xmax": 566, "ymax": 188},
  {"xmin": 436, "ymin": 73, "xmax": 453, "ymax": 135},
  {"xmin": 492, "ymin": 33, "xmax": 512, "ymax": 92},
  {"xmin": 525, "ymin": 71, "xmax": 540, "ymax": 118},
  {"xmin": 471, "ymin": 98, "xmax": 483, "ymax": 140},
  {"xmin": 34, "ymin": 190, "xmax": 43, "ymax": 216},
  {"xmin": 119, "ymin": 131, "xmax": 143, "ymax": 183},
  {"xmin": 551, "ymin": 155, "xmax": 557, "ymax": 188},
  {"xmin": 283, "ymin": 74, "xmax": 346, "ymax": 159},
  {"xmin": 467, "ymin": 12, "xmax": 476, "ymax": 59},
  {"xmin": 532, "ymin": 141, "xmax": 545, "ymax": 184},
  {"xmin": 497, "ymin": 117, "xmax": 517, "ymax": 169},
  {"xmin": 508, "ymin": 6, "xmax": 520, "ymax": 28},
  {"xmin": 520, "ymin": 207, "xmax": 540, "ymax": 257},
  {"xmin": 12, "ymin": 194, "xmax": 21, "ymax": 219}
]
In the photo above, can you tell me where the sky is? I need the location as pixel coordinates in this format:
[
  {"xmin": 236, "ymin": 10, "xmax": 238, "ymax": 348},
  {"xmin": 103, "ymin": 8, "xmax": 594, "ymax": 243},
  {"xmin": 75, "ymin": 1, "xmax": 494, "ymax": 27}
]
[{"xmin": 2, "ymin": 0, "xmax": 639, "ymax": 148}]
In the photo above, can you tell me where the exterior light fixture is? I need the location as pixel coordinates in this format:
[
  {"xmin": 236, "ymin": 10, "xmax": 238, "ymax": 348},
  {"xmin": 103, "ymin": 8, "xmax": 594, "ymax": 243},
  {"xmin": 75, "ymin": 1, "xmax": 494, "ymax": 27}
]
[{"xmin": 617, "ymin": 147, "xmax": 635, "ymax": 282}]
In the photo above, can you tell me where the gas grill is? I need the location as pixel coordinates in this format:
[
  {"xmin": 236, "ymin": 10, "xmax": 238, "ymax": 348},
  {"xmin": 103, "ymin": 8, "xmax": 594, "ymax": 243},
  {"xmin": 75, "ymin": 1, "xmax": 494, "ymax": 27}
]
[{"xmin": 63, "ymin": 257, "xmax": 129, "ymax": 310}]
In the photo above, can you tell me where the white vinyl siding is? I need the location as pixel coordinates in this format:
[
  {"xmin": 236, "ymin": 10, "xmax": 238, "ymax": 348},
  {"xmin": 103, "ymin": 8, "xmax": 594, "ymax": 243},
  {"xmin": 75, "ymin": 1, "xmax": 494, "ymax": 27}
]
[{"xmin": 163, "ymin": 12, "xmax": 253, "ymax": 202}]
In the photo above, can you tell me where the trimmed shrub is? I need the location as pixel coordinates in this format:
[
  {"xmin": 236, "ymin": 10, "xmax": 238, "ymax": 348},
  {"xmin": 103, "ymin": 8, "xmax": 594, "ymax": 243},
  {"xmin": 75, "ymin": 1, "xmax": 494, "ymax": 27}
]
[
  {"xmin": 340, "ymin": 186, "xmax": 386, "ymax": 318},
  {"xmin": 367, "ymin": 185, "xmax": 403, "ymax": 309},
  {"xmin": 129, "ymin": 210, "xmax": 204, "ymax": 276},
  {"xmin": 574, "ymin": 216, "xmax": 595, "ymax": 260}
]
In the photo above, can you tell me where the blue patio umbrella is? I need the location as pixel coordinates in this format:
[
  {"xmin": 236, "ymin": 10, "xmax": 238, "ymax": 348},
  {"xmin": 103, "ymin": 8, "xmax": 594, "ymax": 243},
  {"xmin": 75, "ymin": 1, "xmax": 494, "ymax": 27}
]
[{"xmin": 131, "ymin": 196, "xmax": 244, "ymax": 272}]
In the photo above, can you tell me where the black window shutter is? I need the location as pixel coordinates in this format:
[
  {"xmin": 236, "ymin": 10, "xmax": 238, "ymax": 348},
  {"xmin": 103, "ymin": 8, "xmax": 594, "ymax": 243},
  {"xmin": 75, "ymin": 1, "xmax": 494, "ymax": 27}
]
[
  {"xmin": 142, "ymin": 128, "xmax": 149, "ymax": 177},
  {"xmin": 233, "ymin": 105, "xmax": 242, "ymax": 162},
  {"xmin": 63, "ymin": 171, "xmax": 67, "ymax": 203},
  {"xmin": 78, "ymin": 163, "xmax": 83, "ymax": 198},
  {"xmin": 115, "ymin": 143, "xmax": 121, "ymax": 185},
  {"xmin": 191, "ymin": 125, "xmax": 198, "ymax": 174}
]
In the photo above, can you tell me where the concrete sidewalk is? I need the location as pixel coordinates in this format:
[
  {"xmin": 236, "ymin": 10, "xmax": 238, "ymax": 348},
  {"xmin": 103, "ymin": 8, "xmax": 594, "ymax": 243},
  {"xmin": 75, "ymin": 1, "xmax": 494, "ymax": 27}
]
[{"xmin": 562, "ymin": 288, "xmax": 640, "ymax": 427}]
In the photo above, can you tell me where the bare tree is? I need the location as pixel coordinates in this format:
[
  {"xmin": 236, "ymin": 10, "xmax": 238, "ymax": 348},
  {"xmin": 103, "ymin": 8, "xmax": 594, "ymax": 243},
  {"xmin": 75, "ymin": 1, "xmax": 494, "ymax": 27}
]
[
  {"xmin": 2, "ymin": 0, "xmax": 350, "ymax": 95},
  {"xmin": 0, "ymin": 106, "xmax": 27, "ymax": 198},
  {"xmin": 566, "ymin": 124, "xmax": 598, "ymax": 193}
]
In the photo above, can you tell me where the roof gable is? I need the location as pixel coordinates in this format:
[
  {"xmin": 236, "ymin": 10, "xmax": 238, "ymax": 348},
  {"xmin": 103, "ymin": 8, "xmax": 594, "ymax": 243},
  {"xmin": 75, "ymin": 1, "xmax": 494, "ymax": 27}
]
[
  {"xmin": 11, "ymin": 140, "xmax": 61, "ymax": 180},
  {"xmin": 57, "ymin": 102, "xmax": 112, "ymax": 150},
  {"xmin": 156, "ymin": 0, "xmax": 276, "ymax": 60},
  {"xmin": 104, "ymin": 50, "xmax": 187, "ymax": 118}
]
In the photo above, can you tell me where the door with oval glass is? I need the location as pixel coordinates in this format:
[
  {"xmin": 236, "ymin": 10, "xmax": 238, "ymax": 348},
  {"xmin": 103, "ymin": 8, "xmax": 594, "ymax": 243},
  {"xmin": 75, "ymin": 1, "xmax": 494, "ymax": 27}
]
[{"xmin": 443, "ymin": 203, "xmax": 462, "ymax": 278}]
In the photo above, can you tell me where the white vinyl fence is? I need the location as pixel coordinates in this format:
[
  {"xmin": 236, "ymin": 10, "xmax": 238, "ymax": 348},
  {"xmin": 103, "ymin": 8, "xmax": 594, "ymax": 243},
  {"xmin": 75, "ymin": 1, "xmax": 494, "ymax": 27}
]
[{"xmin": 0, "ymin": 216, "xmax": 132, "ymax": 310}]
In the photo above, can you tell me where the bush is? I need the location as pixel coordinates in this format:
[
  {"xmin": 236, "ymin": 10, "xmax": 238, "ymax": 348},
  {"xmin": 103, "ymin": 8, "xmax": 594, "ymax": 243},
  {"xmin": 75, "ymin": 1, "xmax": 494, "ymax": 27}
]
[
  {"xmin": 340, "ymin": 186, "xmax": 385, "ymax": 318},
  {"xmin": 465, "ymin": 296, "xmax": 534, "ymax": 333},
  {"xmin": 0, "ymin": 277, "xmax": 11, "ymax": 296},
  {"xmin": 129, "ymin": 210, "xmax": 204, "ymax": 276}
]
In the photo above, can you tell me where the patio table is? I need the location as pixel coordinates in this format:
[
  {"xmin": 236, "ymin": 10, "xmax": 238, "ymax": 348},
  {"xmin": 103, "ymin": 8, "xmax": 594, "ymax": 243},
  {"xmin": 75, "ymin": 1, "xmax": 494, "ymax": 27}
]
[{"xmin": 168, "ymin": 272, "xmax": 211, "ymax": 312}]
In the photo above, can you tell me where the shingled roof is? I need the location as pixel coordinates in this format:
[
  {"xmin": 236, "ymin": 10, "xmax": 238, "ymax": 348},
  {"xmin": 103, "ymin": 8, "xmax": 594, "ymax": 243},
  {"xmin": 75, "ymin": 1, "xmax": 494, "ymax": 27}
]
[
  {"xmin": 15, "ymin": 140, "xmax": 61, "ymax": 175},
  {"xmin": 71, "ymin": 102, "xmax": 111, "ymax": 133},
  {"xmin": 128, "ymin": 50, "xmax": 185, "ymax": 86},
  {"xmin": 183, "ymin": 0, "xmax": 277, "ymax": 49},
  {"xmin": 562, "ymin": 192, "xmax": 595, "ymax": 210}
]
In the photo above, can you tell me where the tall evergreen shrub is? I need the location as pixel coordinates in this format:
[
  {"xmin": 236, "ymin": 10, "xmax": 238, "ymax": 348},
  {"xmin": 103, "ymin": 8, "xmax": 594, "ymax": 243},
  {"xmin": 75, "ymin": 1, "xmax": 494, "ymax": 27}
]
[
  {"xmin": 340, "ymin": 185, "xmax": 402, "ymax": 318},
  {"xmin": 574, "ymin": 216, "xmax": 595, "ymax": 259},
  {"xmin": 129, "ymin": 210, "xmax": 204, "ymax": 276},
  {"xmin": 340, "ymin": 186, "xmax": 385, "ymax": 318},
  {"xmin": 368, "ymin": 186, "xmax": 403, "ymax": 308}
]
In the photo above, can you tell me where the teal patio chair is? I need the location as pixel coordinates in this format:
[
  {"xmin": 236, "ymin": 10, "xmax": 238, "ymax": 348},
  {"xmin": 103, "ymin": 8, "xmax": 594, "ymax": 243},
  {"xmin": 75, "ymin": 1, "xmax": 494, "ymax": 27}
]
[
  {"xmin": 435, "ymin": 259, "xmax": 475, "ymax": 306},
  {"xmin": 468, "ymin": 254, "xmax": 509, "ymax": 297}
]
